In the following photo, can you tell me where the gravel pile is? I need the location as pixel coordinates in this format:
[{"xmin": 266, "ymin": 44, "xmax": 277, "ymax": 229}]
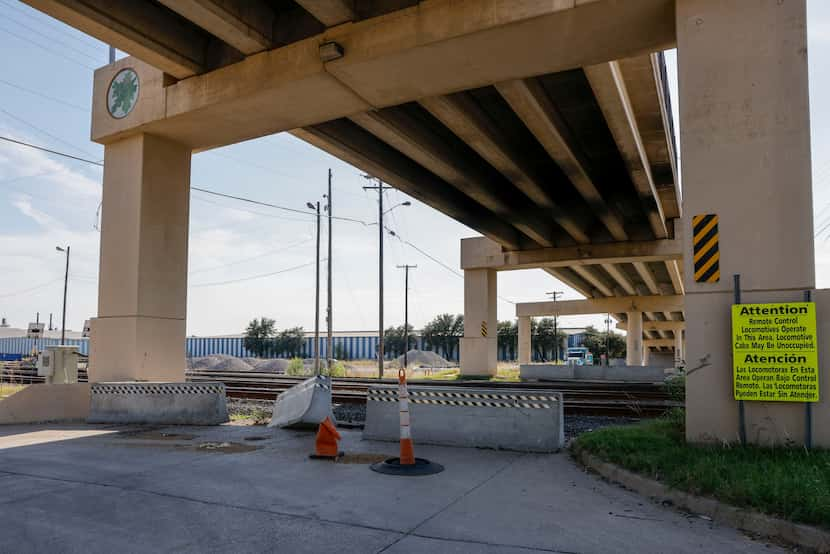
[
  {"xmin": 249, "ymin": 359, "xmax": 289, "ymax": 373},
  {"xmin": 187, "ymin": 355, "xmax": 253, "ymax": 372},
  {"xmin": 395, "ymin": 349, "xmax": 453, "ymax": 368}
]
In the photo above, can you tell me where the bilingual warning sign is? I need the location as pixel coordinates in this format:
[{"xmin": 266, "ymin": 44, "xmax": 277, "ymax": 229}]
[{"xmin": 732, "ymin": 302, "xmax": 819, "ymax": 402}]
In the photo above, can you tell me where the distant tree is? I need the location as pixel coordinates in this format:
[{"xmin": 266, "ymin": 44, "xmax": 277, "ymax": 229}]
[
  {"xmin": 333, "ymin": 343, "xmax": 348, "ymax": 361},
  {"xmin": 581, "ymin": 325, "xmax": 626, "ymax": 361},
  {"xmin": 422, "ymin": 314, "xmax": 464, "ymax": 359},
  {"xmin": 497, "ymin": 320, "xmax": 518, "ymax": 360},
  {"xmin": 532, "ymin": 318, "xmax": 567, "ymax": 362},
  {"xmin": 244, "ymin": 317, "xmax": 276, "ymax": 357},
  {"xmin": 278, "ymin": 326, "xmax": 305, "ymax": 358},
  {"xmin": 384, "ymin": 324, "xmax": 415, "ymax": 358}
]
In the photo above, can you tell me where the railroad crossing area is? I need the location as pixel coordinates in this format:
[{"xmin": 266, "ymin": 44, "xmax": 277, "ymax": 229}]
[{"xmin": 0, "ymin": 422, "xmax": 781, "ymax": 554}]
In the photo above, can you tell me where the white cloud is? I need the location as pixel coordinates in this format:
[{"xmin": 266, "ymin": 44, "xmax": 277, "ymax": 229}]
[{"xmin": 12, "ymin": 194, "xmax": 61, "ymax": 228}]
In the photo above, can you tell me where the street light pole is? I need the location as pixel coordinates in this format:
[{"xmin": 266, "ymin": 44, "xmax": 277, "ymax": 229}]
[
  {"xmin": 56, "ymin": 246, "xmax": 70, "ymax": 345},
  {"xmin": 397, "ymin": 265, "xmax": 417, "ymax": 370},
  {"xmin": 546, "ymin": 291, "xmax": 563, "ymax": 362},
  {"xmin": 325, "ymin": 169, "xmax": 333, "ymax": 371},
  {"xmin": 307, "ymin": 201, "xmax": 321, "ymax": 375}
]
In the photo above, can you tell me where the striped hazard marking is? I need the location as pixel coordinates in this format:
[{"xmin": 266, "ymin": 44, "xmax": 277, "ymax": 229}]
[{"xmin": 693, "ymin": 214, "xmax": 719, "ymax": 283}]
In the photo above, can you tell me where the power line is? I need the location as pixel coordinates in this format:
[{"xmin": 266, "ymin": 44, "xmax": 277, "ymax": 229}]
[
  {"xmin": 0, "ymin": 277, "xmax": 63, "ymax": 299},
  {"xmin": 0, "ymin": 134, "xmax": 514, "ymax": 301},
  {"xmin": 0, "ymin": 135, "xmax": 103, "ymax": 166},
  {"xmin": 189, "ymin": 237, "xmax": 313, "ymax": 274},
  {"xmin": 190, "ymin": 259, "xmax": 320, "ymax": 288},
  {"xmin": 0, "ymin": 26, "xmax": 95, "ymax": 70},
  {"xmin": 1, "ymin": 12, "xmax": 103, "ymax": 63},
  {"xmin": 0, "ymin": 78, "xmax": 89, "ymax": 112},
  {"xmin": 0, "ymin": 0, "xmax": 104, "ymax": 53},
  {"xmin": 0, "ymin": 108, "xmax": 100, "ymax": 159}
]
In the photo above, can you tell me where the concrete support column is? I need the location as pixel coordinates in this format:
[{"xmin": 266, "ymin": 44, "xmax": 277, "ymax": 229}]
[
  {"xmin": 460, "ymin": 269, "xmax": 497, "ymax": 376},
  {"xmin": 89, "ymin": 133, "xmax": 191, "ymax": 382},
  {"xmin": 642, "ymin": 346, "xmax": 650, "ymax": 367},
  {"xmin": 678, "ymin": 0, "xmax": 814, "ymax": 444},
  {"xmin": 517, "ymin": 316, "xmax": 531, "ymax": 365},
  {"xmin": 674, "ymin": 330, "xmax": 684, "ymax": 368},
  {"xmin": 625, "ymin": 311, "xmax": 643, "ymax": 366}
]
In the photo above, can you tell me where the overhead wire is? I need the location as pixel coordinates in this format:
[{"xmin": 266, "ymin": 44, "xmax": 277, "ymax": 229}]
[
  {"xmin": 190, "ymin": 259, "xmax": 321, "ymax": 288},
  {"xmin": 0, "ymin": 77, "xmax": 90, "ymax": 112},
  {"xmin": 0, "ymin": 134, "xmax": 518, "ymax": 302},
  {"xmin": 0, "ymin": 26, "xmax": 96, "ymax": 70}
]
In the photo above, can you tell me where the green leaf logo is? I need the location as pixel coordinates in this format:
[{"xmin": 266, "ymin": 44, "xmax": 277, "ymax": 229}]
[{"xmin": 107, "ymin": 69, "xmax": 139, "ymax": 119}]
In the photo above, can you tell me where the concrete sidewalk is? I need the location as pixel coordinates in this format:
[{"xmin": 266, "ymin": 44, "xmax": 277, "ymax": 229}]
[{"xmin": 0, "ymin": 423, "xmax": 783, "ymax": 553}]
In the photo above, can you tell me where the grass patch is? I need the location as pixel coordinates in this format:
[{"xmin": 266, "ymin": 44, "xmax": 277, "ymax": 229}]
[
  {"xmin": 492, "ymin": 367, "xmax": 520, "ymax": 382},
  {"xmin": 573, "ymin": 411, "xmax": 830, "ymax": 529},
  {"xmin": 0, "ymin": 383, "xmax": 25, "ymax": 400}
]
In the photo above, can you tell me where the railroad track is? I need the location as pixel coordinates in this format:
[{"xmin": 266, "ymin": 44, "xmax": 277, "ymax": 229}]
[{"xmin": 2, "ymin": 363, "xmax": 681, "ymax": 417}]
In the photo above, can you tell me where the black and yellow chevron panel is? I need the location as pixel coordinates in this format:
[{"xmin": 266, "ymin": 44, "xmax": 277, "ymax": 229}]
[{"xmin": 693, "ymin": 214, "xmax": 719, "ymax": 283}]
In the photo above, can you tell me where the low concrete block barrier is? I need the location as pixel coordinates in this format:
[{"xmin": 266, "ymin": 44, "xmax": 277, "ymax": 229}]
[
  {"xmin": 268, "ymin": 375, "xmax": 333, "ymax": 429},
  {"xmin": 88, "ymin": 382, "xmax": 228, "ymax": 425},
  {"xmin": 363, "ymin": 385, "xmax": 564, "ymax": 452}
]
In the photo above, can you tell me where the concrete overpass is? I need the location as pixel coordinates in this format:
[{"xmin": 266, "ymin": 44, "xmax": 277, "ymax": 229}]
[{"xmin": 18, "ymin": 0, "xmax": 825, "ymax": 447}]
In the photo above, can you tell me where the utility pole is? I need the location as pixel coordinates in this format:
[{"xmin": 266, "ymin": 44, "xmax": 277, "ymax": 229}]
[
  {"xmin": 546, "ymin": 291, "xmax": 563, "ymax": 362},
  {"xmin": 109, "ymin": 46, "xmax": 115, "ymax": 63},
  {"xmin": 306, "ymin": 201, "xmax": 321, "ymax": 375},
  {"xmin": 48, "ymin": 313, "xmax": 53, "ymax": 331},
  {"xmin": 56, "ymin": 246, "xmax": 70, "ymax": 345},
  {"xmin": 325, "ymin": 169, "xmax": 333, "ymax": 371},
  {"xmin": 397, "ymin": 265, "xmax": 417, "ymax": 370},
  {"xmin": 363, "ymin": 176, "xmax": 393, "ymax": 379}
]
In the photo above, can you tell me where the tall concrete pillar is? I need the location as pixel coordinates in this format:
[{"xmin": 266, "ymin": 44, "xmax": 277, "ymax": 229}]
[
  {"xmin": 460, "ymin": 269, "xmax": 497, "ymax": 376},
  {"xmin": 674, "ymin": 330, "xmax": 684, "ymax": 368},
  {"xmin": 518, "ymin": 316, "xmax": 531, "ymax": 365},
  {"xmin": 625, "ymin": 311, "xmax": 643, "ymax": 366},
  {"xmin": 678, "ymin": 0, "xmax": 814, "ymax": 444},
  {"xmin": 642, "ymin": 346, "xmax": 650, "ymax": 367},
  {"xmin": 89, "ymin": 133, "xmax": 191, "ymax": 382}
]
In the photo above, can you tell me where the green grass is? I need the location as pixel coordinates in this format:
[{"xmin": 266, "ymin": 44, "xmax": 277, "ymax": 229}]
[
  {"xmin": 0, "ymin": 384, "xmax": 25, "ymax": 400},
  {"xmin": 573, "ymin": 412, "xmax": 830, "ymax": 529}
]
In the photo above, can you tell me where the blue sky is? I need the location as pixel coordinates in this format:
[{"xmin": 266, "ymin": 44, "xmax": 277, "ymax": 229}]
[{"xmin": 0, "ymin": 1, "xmax": 828, "ymax": 336}]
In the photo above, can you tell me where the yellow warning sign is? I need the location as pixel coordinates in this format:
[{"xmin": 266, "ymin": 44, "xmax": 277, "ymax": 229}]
[
  {"xmin": 480, "ymin": 321, "xmax": 487, "ymax": 337},
  {"xmin": 732, "ymin": 302, "xmax": 819, "ymax": 402}
]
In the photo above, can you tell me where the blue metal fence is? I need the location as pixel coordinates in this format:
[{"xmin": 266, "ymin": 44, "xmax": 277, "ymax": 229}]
[{"xmin": 0, "ymin": 333, "xmax": 585, "ymax": 362}]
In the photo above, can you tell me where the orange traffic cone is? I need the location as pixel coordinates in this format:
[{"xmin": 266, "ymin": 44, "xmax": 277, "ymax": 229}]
[
  {"xmin": 398, "ymin": 368, "xmax": 415, "ymax": 465},
  {"xmin": 309, "ymin": 416, "xmax": 342, "ymax": 459}
]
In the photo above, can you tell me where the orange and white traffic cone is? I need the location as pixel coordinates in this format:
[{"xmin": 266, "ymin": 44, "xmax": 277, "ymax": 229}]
[
  {"xmin": 398, "ymin": 368, "xmax": 415, "ymax": 465},
  {"xmin": 309, "ymin": 416, "xmax": 342, "ymax": 459},
  {"xmin": 370, "ymin": 368, "xmax": 444, "ymax": 475}
]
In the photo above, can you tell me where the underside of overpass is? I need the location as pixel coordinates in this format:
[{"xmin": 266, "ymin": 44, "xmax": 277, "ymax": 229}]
[{"xmin": 18, "ymin": 0, "xmax": 822, "ymax": 447}]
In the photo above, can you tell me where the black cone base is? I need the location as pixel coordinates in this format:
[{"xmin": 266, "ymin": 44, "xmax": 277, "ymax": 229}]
[{"xmin": 370, "ymin": 457, "xmax": 444, "ymax": 476}]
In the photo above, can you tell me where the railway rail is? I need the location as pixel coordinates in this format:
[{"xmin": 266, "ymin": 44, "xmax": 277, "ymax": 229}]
[{"xmin": 2, "ymin": 363, "xmax": 681, "ymax": 417}]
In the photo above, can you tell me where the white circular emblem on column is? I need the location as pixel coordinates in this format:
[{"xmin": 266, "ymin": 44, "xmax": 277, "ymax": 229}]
[{"xmin": 107, "ymin": 68, "xmax": 139, "ymax": 119}]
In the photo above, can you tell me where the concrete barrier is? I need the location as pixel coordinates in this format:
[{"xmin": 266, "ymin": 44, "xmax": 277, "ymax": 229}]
[
  {"xmin": 363, "ymin": 385, "xmax": 564, "ymax": 452},
  {"xmin": 0, "ymin": 383, "xmax": 90, "ymax": 424},
  {"xmin": 88, "ymin": 382, "xmax": 228, "ymax": 425},
  {"xmin": 268, "ymin": 375, "xmax": 333, "ymax": 429},
  {"xmin": 520, "ymin": 364, "xmax": 670, "ymax": 382}
]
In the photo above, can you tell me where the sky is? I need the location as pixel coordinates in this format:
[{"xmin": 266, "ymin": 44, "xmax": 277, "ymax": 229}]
[{"xmin": 0, "ymin": 1, "xmax": 829, "ymax": 337}]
